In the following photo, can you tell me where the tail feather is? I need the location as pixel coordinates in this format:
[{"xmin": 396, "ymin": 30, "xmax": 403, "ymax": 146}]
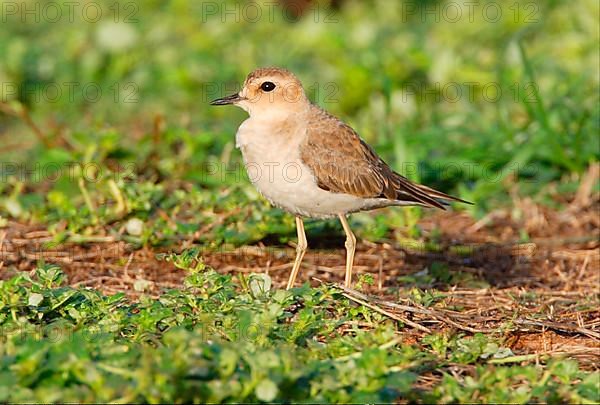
[
  {"xmin": 392, "ymin": 172, "xmax": 473, "ymax": 210},
  {"xmin": 416, "ymin": 184, "xmax": 473, "ymax": 205},
  {"xmin": 395, "ymin": 179, "xmax": 447, "ymax": 210}
]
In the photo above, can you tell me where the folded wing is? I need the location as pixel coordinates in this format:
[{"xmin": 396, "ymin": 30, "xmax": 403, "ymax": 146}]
[{"xmin": 300, "ymin": 106, "xmax": 471, "ymax": 210}]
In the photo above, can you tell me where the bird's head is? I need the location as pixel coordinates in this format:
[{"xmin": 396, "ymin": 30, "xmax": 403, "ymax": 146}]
[{"xmin": 211, "ymin": 67, "xmax": 309, "ymax": 118}]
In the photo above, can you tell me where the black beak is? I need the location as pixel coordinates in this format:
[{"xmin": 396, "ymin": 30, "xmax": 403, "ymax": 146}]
[{"xmin": 210, "ymin": 93, "xmax": 242, "ymax": 105}]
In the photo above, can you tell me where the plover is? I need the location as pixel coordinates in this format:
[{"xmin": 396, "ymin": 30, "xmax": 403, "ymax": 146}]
[{"xmin": 211, "ymin": 67, "xmax": 470, "ymax": 289}]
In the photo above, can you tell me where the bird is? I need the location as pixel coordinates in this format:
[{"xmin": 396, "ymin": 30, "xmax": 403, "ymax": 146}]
[{"xmin": 211, "ymin": 67, "xmax": 470, "ymax": 290}]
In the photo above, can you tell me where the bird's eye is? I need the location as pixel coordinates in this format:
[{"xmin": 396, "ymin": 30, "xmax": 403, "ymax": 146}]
[{"xmin": 260, "ymin": 81, "xmax": 276, "ymax": 92}]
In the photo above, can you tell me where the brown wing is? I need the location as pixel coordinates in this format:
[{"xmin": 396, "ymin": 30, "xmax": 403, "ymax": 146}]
[{"xmin": 300, "ymin": 106, "xmax": 470, "ymax": 210}]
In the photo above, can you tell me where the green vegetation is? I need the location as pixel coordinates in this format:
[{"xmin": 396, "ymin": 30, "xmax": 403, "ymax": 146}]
[
  {"xmin": 1, "ymin": 261, "xmax": 597, "ymax": 403},
  {"xmin": 1, "ymin": 0, "xmax": 598, "ymax": 235},
  {"xmin": 0, "ymin": 0, "xmax": 598, "ymax": 402}
]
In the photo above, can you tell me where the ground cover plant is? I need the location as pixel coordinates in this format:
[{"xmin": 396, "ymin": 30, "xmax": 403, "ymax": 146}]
[{"xmin": 0, "ymin": 0, "xmax": 599, "ymax": 402}]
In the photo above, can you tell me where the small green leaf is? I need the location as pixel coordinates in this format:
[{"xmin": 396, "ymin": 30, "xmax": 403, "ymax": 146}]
[
  {"xmin": 28, "ymin": 293, "xmax": 44, "ymax": 307},
  {"xmin": 249, "ymin": 273, "xmax": 272, "ymax": 297},
  {"xmin": 255, "ymin": 378, "xmax": 278, "ymax": 402}
]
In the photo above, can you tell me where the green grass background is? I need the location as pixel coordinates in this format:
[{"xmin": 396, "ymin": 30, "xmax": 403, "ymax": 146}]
[{"xmin": 1, "ymin": 0, "xmax": 598, "ymax": 234}]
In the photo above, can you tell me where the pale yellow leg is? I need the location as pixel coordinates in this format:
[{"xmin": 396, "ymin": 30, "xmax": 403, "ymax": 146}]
[
  {"xmin": 338, "ymin": 214, "xmax": 356, "ymax": 288},
  {"xmin": 286, "ymin": 216, "xmax": 307, "ymax": 290}
]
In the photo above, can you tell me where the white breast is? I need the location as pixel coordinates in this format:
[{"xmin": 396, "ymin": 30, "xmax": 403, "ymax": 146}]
[{"xmin": 235, "ymin": 118, "xmax": 401, "ymax": 218}]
